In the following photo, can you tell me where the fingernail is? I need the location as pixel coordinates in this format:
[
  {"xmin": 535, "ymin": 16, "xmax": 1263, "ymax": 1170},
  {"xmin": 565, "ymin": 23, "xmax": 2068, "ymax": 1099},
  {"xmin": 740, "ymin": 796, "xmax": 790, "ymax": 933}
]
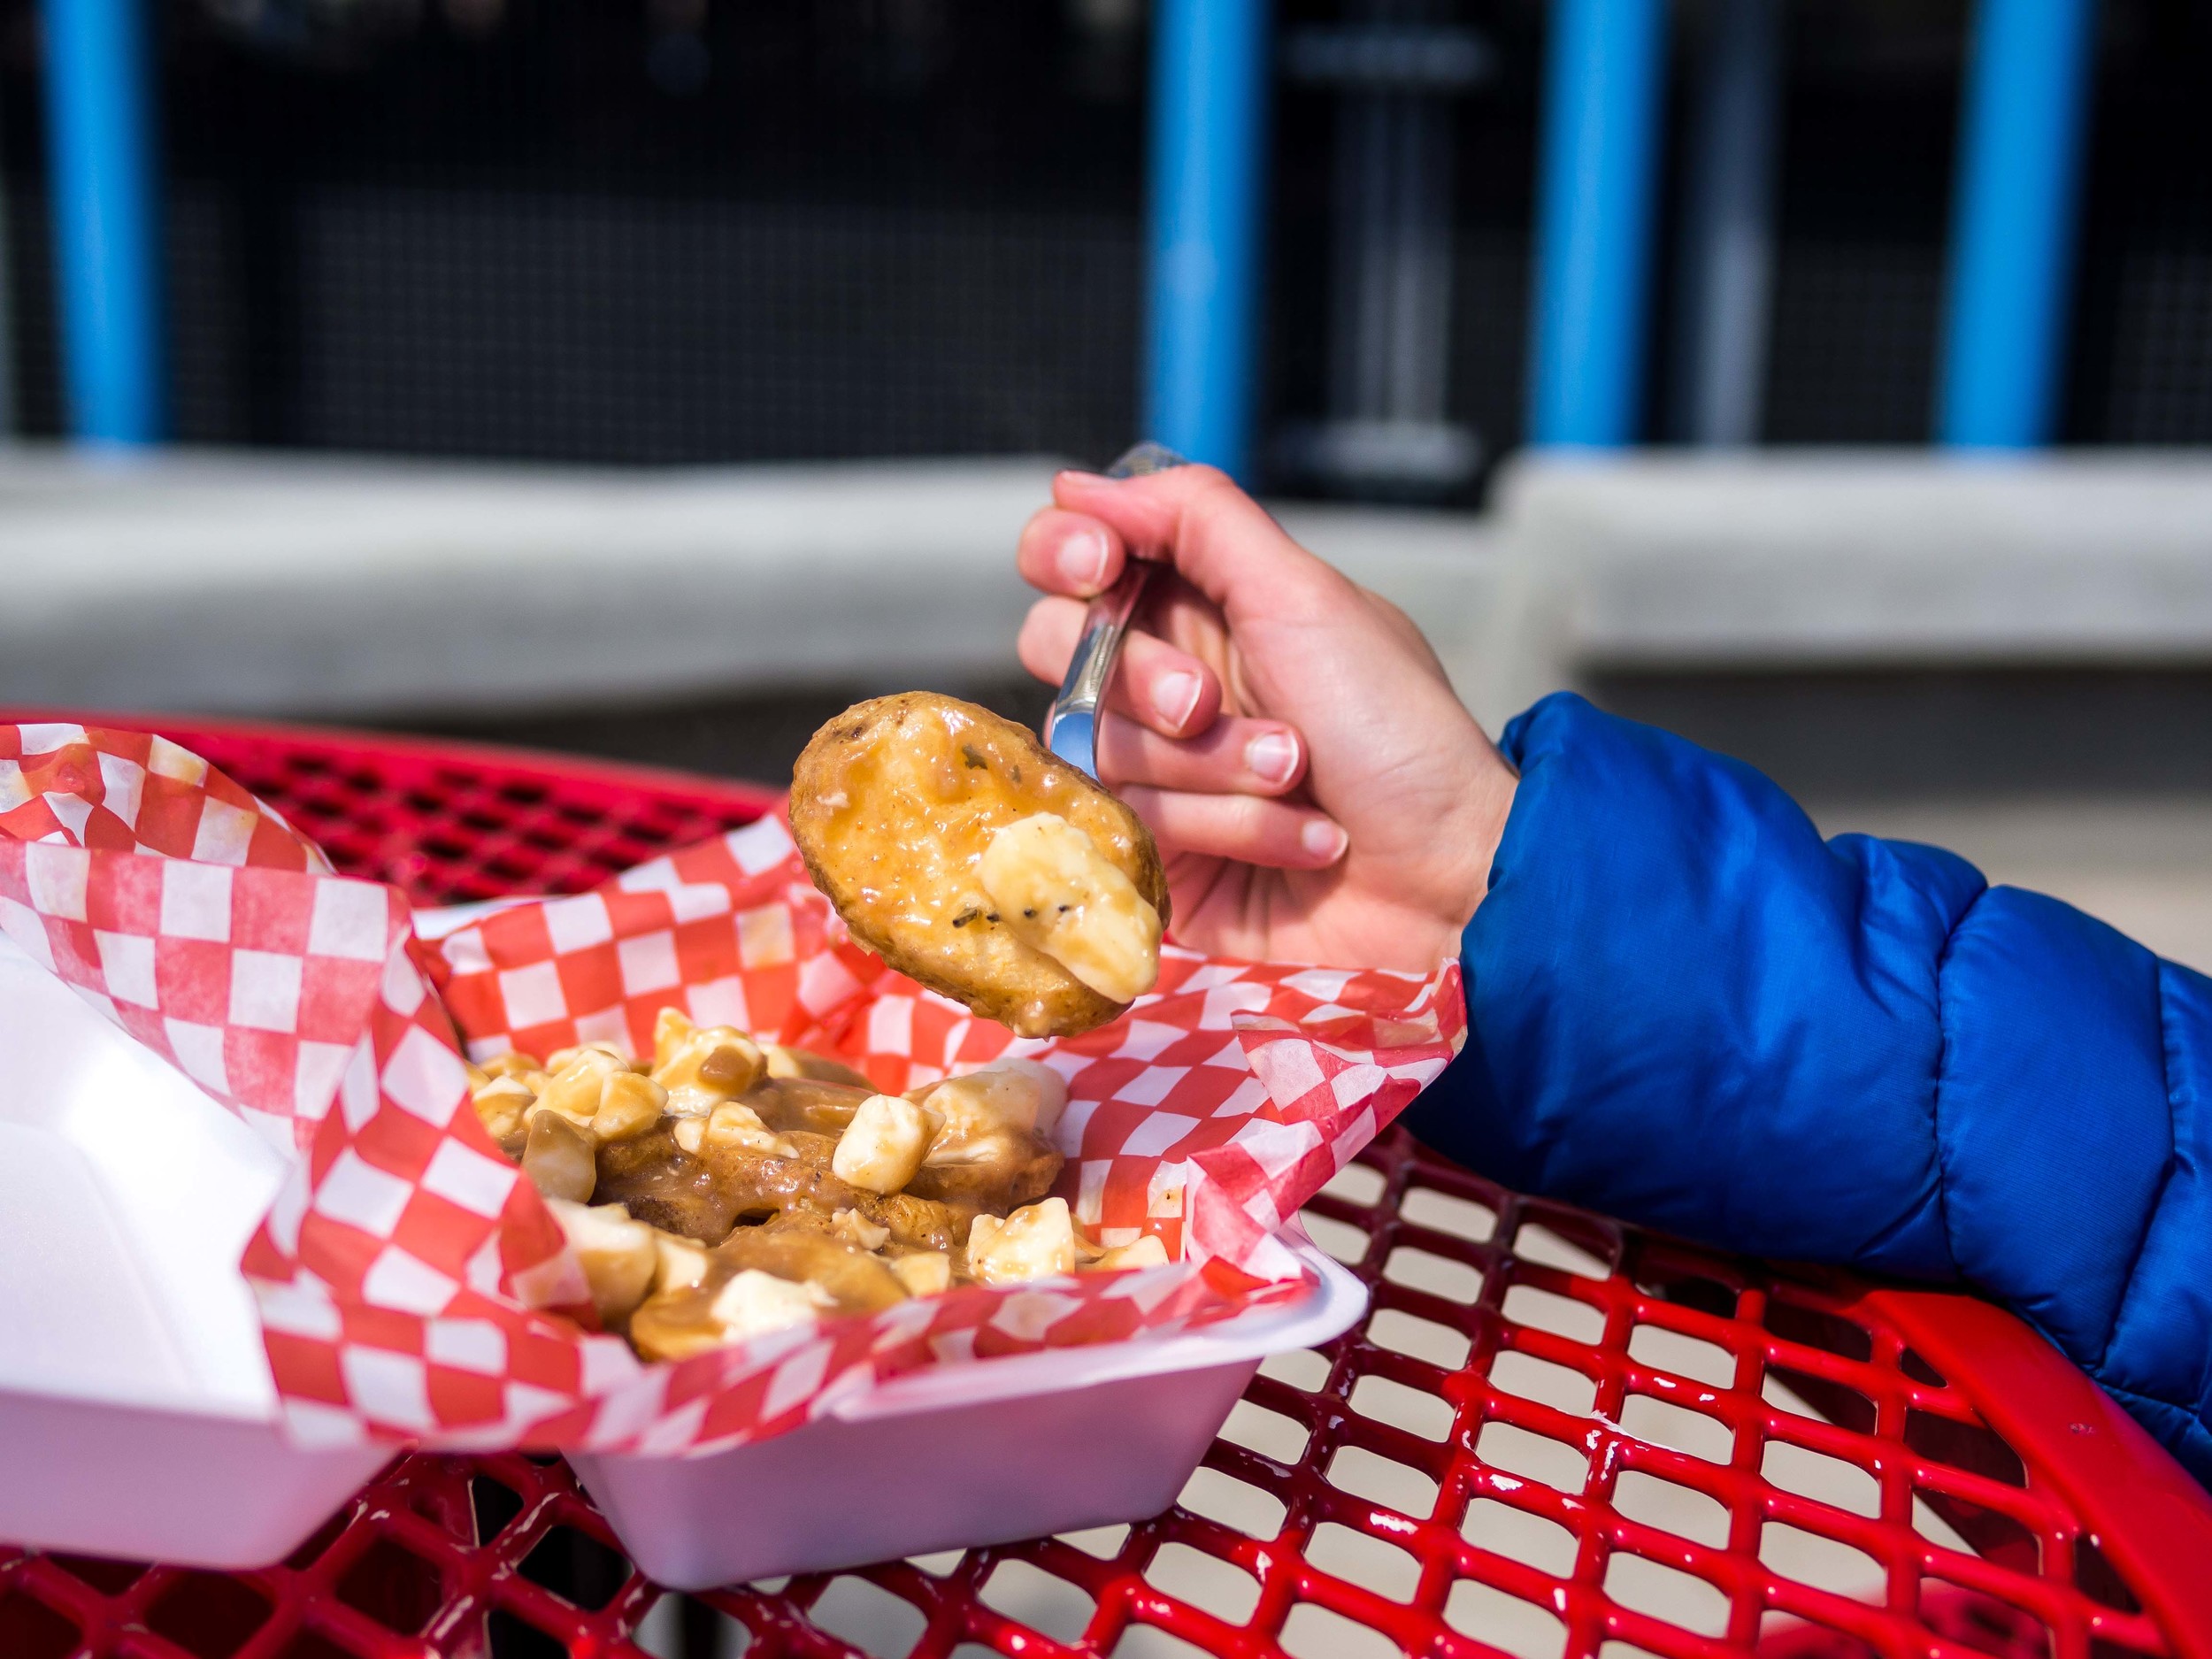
[
  {"xmin": 1245, "ymin": 731, "xmax": 1299, "ymax": 786},
  {"xmin": 1055, "ymin": 468, "xmax": 1107, "ymax": 485},
  {"xmin": 1154, "ymin": 671, "xmax": 1202, "ymax": 730},
  {"xmin": 1060, "ymin": 527, "xmax": 1110, "ymax": 590},
  {"xmin": 1302, "ymin": 818, "xmax": 1349, "ymax": 864}
]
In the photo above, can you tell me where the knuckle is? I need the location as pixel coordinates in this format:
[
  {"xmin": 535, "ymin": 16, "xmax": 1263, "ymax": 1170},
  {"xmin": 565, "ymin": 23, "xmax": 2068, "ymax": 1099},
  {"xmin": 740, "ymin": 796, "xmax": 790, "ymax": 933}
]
[
  {"xmin": 1022, "ymin": 595, "xmax": 1075, "ymax": 637},
  {"xmin": 1173, "ymin": 463, "xmax": 1235, "ymax": 494}
]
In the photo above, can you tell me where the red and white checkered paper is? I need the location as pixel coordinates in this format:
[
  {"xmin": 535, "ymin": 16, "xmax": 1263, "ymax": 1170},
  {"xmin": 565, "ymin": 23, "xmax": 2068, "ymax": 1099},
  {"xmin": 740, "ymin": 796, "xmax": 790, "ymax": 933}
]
[{"xmin": 0, "ymin": 725, "xmax": 1465, "ymax": 1456}]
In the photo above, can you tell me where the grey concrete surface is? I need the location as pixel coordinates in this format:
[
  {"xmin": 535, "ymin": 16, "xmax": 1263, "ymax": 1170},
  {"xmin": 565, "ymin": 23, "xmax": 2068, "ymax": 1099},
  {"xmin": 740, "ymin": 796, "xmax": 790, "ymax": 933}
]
[
  {"xmin": 11, "ymin": 444, "xmax": 2212, "ymax": 737},
  {"xmin": 1816, "ymin": 794, "xmax": 2212, "ymax": 974},
  {"xmin": 0, "ymin": 448, "xmax": 1058, "ymax": 718},
  {"xmin": 1500, "ymin": 449, "xmax": 2212, "ymax": 668}
]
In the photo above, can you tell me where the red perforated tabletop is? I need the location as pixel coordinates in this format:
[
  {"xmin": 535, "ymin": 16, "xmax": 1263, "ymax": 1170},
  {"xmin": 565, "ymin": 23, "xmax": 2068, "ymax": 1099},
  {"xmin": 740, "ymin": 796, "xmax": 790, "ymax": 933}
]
[{"xmin": 4, "ymin": 711, "xmax": 2209, "ymax": 1659}]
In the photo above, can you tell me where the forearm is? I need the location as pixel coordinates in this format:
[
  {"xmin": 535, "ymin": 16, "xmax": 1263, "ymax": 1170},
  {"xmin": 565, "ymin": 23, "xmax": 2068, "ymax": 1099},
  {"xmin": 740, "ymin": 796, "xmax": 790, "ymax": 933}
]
[
  {"xmin": 1409, "ymin": 693, "xmax": 1981, "ymax": 1273},
  {"xmin": 1405, "ymin": 694, "xmax": 2212, "ymax": 1483}
]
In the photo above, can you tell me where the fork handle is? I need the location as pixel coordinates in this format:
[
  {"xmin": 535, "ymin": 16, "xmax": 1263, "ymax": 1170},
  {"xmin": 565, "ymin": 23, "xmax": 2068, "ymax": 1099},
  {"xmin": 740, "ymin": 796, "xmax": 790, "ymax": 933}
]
[{"xmin": 1041, "ymin": 442, "xmax": 1188, "ymax": 778}]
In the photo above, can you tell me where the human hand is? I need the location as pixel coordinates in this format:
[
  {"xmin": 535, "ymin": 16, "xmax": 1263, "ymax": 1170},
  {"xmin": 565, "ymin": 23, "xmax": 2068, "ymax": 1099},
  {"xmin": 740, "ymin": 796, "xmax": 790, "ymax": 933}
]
[{"xmin": 1018, "ymin": 465, "xmax": 1518, "ymax": 972}]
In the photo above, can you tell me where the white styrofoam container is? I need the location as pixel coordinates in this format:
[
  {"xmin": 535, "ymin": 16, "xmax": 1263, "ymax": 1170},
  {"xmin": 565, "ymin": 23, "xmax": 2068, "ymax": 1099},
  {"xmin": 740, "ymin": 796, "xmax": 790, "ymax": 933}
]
[
  {"xmin": 2, "ymin": 894, "xmax": 1367, "ymax": 1580},
  {"xmin": 569, "ymin": 1240, "xmax": 1366, "ymax": 1590},
  {"xmin": 0, "ymin": 933, "xmax": 388, "ymax": 1566}
]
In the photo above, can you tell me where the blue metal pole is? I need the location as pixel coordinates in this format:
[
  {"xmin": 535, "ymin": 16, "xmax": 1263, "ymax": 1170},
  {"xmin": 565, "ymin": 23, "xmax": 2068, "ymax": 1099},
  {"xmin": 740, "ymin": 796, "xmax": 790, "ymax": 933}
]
[
  {"xmin": 1143, "ymin": 0, "xmax": 1269, "ymax": 479},
  {"xmin": 41, "ymin": 0, "xmax": 165, "ymax": 446},
  {"xmin": 1527, "ymin": 0, "xmax": 1669, "ymax": 448},
  {"xmin": 1937, "ymin": 0, "xmax": 2098, "ymax": 449}
]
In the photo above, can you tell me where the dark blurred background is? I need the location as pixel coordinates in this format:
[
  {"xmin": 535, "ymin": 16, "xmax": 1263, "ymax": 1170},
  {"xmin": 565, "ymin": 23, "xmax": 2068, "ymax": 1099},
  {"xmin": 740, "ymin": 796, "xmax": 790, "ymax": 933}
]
[
  {"xmin": 0, "ymin": 1, "xmax": 2206, "ymax": 480},
  {"xmin": 0, "ymin": 0, "xmax": 2208, "ymax": 975}
]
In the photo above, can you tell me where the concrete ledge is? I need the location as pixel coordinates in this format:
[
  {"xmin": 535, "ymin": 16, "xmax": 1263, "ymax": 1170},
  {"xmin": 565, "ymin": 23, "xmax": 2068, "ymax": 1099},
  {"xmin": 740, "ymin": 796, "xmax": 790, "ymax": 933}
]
[
  {"xmin": 1498, "ymin": 450, "xmax": 2212, "ymax": 667},
  {"xmin": 0, "ymin": 448, "xmax": 1060, "ymax": 717},
  {"xmin": 11, "ymin": 445, "xmax": 2212, "ymax": 729}
]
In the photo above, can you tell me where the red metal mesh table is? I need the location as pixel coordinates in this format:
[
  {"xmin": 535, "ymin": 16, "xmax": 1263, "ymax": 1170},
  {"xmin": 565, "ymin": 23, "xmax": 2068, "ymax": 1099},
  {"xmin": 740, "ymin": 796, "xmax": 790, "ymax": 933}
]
[{"xmin": 3, "ymin": 714, "xmax": 2209, "ymax": 1659}]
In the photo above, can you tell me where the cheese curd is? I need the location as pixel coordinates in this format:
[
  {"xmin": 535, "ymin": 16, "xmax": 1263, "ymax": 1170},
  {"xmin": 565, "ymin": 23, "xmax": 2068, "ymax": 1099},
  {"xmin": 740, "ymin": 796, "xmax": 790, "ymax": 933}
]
[
  {"xmin": 1095, "ymin": 1235, "xmax": 1171, "ymax": 1272},
  {"xmin": 591, "ymin": 1071, "xmax": 670, "ymax": 1141},
  {"xmin": 710, "ymin": 1269, "xmax": 826, "ymax": 1339},
  {"xmin": 545, "ymin": 1198, "xmax": 660, "ymax": 1323},
  {"xmin": 653, "ymin": 1233, "xmax": 710, "ymax": 1295},
  {"xmin": 832, "ymin": 1209, "xmax": 892, "ymax": 1251},
  {"xmin": 653, "ymin": 1009, "xmax": 767, "ymax": 1116},
  {"xmin": 966, "ymin": 1196, "xmax": 1080, "ymax": 1286},
  {"xmin": 917, "ymin": 1061, "xmax": 1066, "ymax": 1144},
  {"xmin": 671, "ymin": 1099, "xmax": 795, "ymax": 1159},
  {"xmin": 978, "ymin": 812, "xmax": 1163, "ymax": 1005},
  {"xmin": 832, "ymin": 1094, "xmax": 936, "ymax": 1194},
  {"xmin": 889, "ymin": 1251, "xmax": 953, "ymax": 1296},
  {"xmin": 534, "ymin": 1047, "xmax": 628, "ymax": 1127},
  {"xmin": 522, "ymin": 1110, "xmax": 597, "ymax": 1203},
  {"xmin": 471, "ymin": 1074, "xmax": 534, "ymax": 1141}
]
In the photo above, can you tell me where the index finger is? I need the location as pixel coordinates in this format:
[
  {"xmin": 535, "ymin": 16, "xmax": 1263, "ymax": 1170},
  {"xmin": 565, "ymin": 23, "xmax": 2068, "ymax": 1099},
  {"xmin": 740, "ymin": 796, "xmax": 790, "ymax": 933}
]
[
  {"xmin": 1049, "ymin": 465, "xmax": 1343, "ymax": 620},
  {"xmin": 1017, "ymin": 506, "xmax": 1128, "ymax": 600}
]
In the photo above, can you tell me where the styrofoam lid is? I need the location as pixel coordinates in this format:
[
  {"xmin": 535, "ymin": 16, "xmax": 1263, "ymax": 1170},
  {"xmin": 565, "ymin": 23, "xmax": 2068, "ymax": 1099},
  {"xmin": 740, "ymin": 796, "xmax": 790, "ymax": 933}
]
[{"xmin": 0, "ymin": 932, "xmax": 287, "ymax": 1418}]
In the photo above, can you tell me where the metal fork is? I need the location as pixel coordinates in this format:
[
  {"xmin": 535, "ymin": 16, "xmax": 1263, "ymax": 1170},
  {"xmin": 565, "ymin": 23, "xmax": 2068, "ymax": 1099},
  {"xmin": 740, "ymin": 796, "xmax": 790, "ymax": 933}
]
[{"xmin": 1041, "ymin": 441, "xmax": 1187, "ymax": 779}]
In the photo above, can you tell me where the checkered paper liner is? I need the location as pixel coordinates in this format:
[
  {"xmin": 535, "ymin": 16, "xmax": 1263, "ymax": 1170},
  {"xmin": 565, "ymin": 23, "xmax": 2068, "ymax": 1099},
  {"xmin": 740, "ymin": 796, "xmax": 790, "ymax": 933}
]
[{"xmin": 0, "ymin": 725, "xmax": 1466, "ymax": 1456}]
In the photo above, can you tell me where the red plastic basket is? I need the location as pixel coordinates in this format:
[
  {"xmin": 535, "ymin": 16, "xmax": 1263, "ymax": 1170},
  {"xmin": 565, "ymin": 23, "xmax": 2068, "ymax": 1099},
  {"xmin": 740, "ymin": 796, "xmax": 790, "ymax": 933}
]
[{"xmin": 3, "ymin": 711, "xmax": 2208, "ymax": 1659}]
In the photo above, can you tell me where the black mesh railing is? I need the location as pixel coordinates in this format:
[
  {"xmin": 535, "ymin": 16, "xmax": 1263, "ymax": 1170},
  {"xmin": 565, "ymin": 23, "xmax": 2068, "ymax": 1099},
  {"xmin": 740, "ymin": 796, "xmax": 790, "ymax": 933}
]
[{"xmin": 0, "ymin": 0, "xmax": 2205, "ymax": 489}]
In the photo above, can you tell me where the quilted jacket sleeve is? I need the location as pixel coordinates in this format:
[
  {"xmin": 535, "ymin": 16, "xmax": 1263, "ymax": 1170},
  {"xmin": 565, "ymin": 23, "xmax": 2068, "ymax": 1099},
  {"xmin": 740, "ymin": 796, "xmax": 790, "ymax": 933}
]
[{"xmin": 1407, "ymin": 692, "xmax": 2212, "ymax": 1484}]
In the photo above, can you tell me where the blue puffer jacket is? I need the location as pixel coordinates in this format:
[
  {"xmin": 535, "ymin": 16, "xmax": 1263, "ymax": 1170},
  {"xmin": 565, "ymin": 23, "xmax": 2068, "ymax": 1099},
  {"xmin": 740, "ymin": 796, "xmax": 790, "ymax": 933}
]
[{"xmin": 1407, "ymin": 693, "xmax": 2212, "ymax": 1485}]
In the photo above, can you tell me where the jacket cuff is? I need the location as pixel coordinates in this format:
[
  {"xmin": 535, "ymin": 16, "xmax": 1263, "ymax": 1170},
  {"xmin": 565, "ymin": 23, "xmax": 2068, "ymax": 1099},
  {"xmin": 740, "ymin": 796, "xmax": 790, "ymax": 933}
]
[{"xmin": 1408, "ymin": 692, "xmax": 1981, "ymax": 1278}]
